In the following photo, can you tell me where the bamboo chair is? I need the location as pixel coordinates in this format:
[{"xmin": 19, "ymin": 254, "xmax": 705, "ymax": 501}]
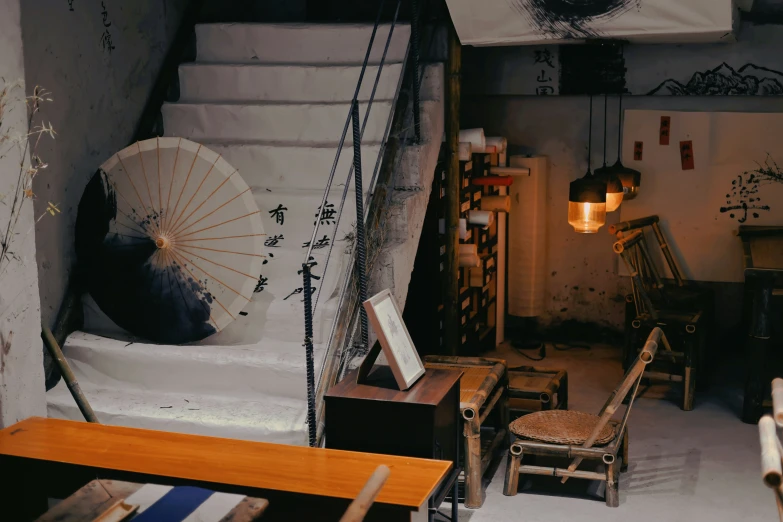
[
  {"xmin": 612, "ymin": 220, "xmax": 711, "ymax": 411},
  {"xmin": 503, "ymin": 328, "xmax": 665, "ymax": 507}
]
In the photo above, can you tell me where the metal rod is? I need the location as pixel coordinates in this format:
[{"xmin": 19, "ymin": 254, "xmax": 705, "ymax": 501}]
[
  {"xmin": 302, "ymin": 0, "xmax": 387, "ymax": 265},
  {"xmin": 352, "ymin": 103, "xmax": 370, "ymax": 349},
  {"xmin": 311, "ymin": 0, "xmax": 401, "ymax": 314},
  {"xmin": 41, "ymin": 324, "xmax": 98, "ymax": 423}
]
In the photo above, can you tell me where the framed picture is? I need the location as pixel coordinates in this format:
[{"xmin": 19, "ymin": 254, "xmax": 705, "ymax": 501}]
[{"xmin": 363, "ymin": 289, "xmax": 425, "ymax": 390}]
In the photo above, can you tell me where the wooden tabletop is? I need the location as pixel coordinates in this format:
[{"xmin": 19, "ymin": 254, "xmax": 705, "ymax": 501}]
[
  {"xmin": 327, "ymin": 367, "xmax": 462, "ymax": 406},
  {"xmin": 0, "ymin": 417, "xmax": 451, "ymax": 510}
]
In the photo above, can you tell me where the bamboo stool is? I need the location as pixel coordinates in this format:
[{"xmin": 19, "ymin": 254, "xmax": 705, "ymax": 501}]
[
  {"xmin": 507, "ymin": 366, "xmax": 568, "ymax": 419},
  {"xmin": 504, "ymin": 328, "xmax": 665, "ymax": 507},
  {"xmin": 423, "ymin": 356, "xmax": 509, "ymax": 509}
]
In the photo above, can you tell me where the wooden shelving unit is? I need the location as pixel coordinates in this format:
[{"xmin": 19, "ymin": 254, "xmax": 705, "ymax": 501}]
[{"xmin": 436, "ymin": 151, "xmax": 504, "ymax": 355}]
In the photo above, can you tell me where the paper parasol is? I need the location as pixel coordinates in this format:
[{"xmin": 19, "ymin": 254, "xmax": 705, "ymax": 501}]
[{"xmin": 75, "ymin": 138, "xmax": 265, "ymax": 344}]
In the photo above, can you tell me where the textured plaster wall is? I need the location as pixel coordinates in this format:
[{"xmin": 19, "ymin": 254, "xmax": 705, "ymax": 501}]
[
  {"xmin": 463, "ymin": 94, "xmax": 783, "ymax": 331},
  {"xmin": 0, "ymin": 0, "xmax": 46, "ymax": 427},
  {"xmin": 21, "ymin": 0, "xmax": 188, "ymax": 336}
]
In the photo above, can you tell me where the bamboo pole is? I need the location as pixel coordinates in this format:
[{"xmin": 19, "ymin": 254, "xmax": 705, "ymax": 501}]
[
  {"xmin": 41, "ymin": 324, "xmax": 99, "ymax": 423},
  {"xmin": 339, "ymin": 465, "xmax": 391, "ymax": 522},
  {"xmin": 643, "ymin": 371, "xmax": 683, "ymax": 382},
  {"xmin": 651, "ymin": 221, "xmax": 685, "ymax": 286},
  {"xmin": 478, "ymin": 385, "xmax": 505, "ymax": 425},
  {"xmin": 512, "ymin": 441, "xmax": 610, "ymax": 459},
  {"xmin": 443, "ymin": 23, "xmax": 461, "ymax": 356},
  {"xmin": 638, "ymin": 234, "xmax": 665, "ymax": 291},
  {"xmin": 613, "ymin": 229, "xmax": 644, "ymax": 253},
  {"xmin": 618, "ymin": 248, "xmax": 658, "ymax": 320},
  {"xmin": 772, "ymin": 378, "xmax": 783, "ymax": 427},
  {"xmin": 518, "ymin": 465, "xmax": 605, "ymax": 482},
  {"xmin": 609, "ymin": 215, "xmax": 659, "ymax": 235},
  {"xmin": 759, "ymin": 416, "xmax": 782, "ymax": 489},
  {"xmin": 425, "ymin": 355, "xmax": 507, "ymax": 367}
]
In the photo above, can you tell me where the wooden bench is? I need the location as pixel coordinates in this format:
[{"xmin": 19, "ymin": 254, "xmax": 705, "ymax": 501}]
[{"xmin": 0, "ymin": 417, "xmax": 452, "ymax": 522}]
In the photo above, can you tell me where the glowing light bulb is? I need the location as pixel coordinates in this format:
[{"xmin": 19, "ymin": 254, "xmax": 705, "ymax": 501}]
[{"xmin": 568, "ymin": 201, "xmax": 606, "ymax": 234}]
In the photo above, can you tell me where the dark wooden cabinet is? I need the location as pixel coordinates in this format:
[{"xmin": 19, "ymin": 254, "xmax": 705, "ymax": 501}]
[{"xmin": 325, "ymin": 367, "xmax": 461, "ymax": 465}]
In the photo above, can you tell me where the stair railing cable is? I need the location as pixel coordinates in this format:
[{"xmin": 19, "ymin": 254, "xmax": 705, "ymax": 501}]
[
  {"xmin": 301, "ymin": 0, "xmax": 415, "ymax": 447},
  {"xmin": 310, "ymin": 0, "xmax": 402, "ymax": 323},
  {"xmin": 312, "ymin": 3, "xmax": 432, "ymax": 445}
]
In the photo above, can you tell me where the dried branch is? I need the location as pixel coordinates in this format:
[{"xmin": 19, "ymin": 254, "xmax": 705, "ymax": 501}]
[{"xmin": 0, "ymin": 82, "xmax": 58, "ymax": 281}]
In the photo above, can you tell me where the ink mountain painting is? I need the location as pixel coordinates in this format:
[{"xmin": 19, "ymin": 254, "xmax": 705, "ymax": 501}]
[
  {"xmin": 648, "ymin": 63, "xmax": 783, "ymax": 96},
  {"xmin": 445, "ymin": 0, "xmax": 734, "ymax": 46}
]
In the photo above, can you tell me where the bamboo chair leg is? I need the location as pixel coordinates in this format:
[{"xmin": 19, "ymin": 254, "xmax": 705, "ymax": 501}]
[
  {"xmin": 464, "ymin": 417, "xmax": 483, "ymax": 508},
  {"xmin": 504, "ymin": 450, "xmax": 522, "ymax": 496},
  {"xmin": 500, "ymin": 393, "xmax": 511, "ymax": 445},
  {"xmin": 683, "ymin": 331, "xmax": 696, "ymax": 411},
  {"xmin": 621, "ymin": 427, "xmax": 629, "ymax": 473},
  {"xmin": 605, "ymin": 460, "xmax": 620, "ymax": 508}
]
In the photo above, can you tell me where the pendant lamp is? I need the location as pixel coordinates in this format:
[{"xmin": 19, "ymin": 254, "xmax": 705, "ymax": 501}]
[
  {"xmin": 610, "ymin": 92, "xmax": 641, "ymax": 200},
  {"xmin": 594, "ymin": 95, "xmax": 624, "ymax": 212},
  {"xmin": 568, "ymin": 96, "xmax": 607, "ymax": 234}
]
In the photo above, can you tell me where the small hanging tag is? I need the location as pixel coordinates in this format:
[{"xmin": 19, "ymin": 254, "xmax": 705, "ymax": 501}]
[
  {"xmin": 659, "ymin": 116, "xmax": 671, "ymax": 145},
  {"xmin": 680, "ymin": 140, "xmax": 695, "ymax": 170},
  {"xmin": 633, "ymin": 141, "xmax": 644, "ymax": 161}
]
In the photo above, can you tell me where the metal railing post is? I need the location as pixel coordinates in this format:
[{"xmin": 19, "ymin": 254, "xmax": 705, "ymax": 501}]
[
  {"xmin": 411, "ymin": 0, "xmax": 422, "ymax": 143},
  {"xmin": 302, "ymin": 262, "xmax": 317, "ymax": 447},
  {"xmin": 351, "ymin": 102, "xmax": 370, "ymax": 350}
]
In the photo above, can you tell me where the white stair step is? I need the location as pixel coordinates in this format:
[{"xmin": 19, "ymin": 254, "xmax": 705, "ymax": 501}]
[
  {"xmin": 195, "ymin": 23, "xmax": 410, "ymax": 64},
  {"xmin": 178, "ymin": 63, "xmax": 404, "ymax": 103},
  {"xmin": 203, "ymin": 142, "xmax": 381, "ymax": 191},
  {"xmin": 47, "ymin": 382, "xmax": 307, "ymax": 445},
  {"xmin": 162, "ymin": 101, "xmax": 394, "ymax": 143},
  {"xmin": 59, "ymin": 332, "xmax": 322, "ymax": 401}
]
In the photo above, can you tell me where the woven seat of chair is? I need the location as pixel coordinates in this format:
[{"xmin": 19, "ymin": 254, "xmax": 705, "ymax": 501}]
[{"xmin": 509, "ymin": 410, "xmax": 616, "ymax": 446}]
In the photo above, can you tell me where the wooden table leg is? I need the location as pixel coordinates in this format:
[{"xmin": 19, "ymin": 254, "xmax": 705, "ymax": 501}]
[
  {"xmin": 0, "ymin": 455, "xmax": 48, "ymax": 521},
  {"xmin": 743, "ymin": 279, "xmax": 773, "ymax": 424}
]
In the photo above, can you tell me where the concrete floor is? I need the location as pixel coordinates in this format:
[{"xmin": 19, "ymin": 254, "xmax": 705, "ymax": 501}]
[{"xmin": 441, "ymin": 341, "xmax": 774, "ymax": 521}]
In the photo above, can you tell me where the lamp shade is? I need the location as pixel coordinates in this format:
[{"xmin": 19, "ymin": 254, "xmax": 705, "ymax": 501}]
[
  {"xmin": 568, "ymin": 174, "xmax": 607, "ymax": 234},
  {"xmin": 594, "ymin": 165, "xmax": 624, "ymax": 212}
]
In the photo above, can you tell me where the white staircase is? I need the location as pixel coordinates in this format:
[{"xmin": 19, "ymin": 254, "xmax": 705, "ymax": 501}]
[{"xmin": 47, "ymin": 22, "xmax": 444, "ymax": 444}]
